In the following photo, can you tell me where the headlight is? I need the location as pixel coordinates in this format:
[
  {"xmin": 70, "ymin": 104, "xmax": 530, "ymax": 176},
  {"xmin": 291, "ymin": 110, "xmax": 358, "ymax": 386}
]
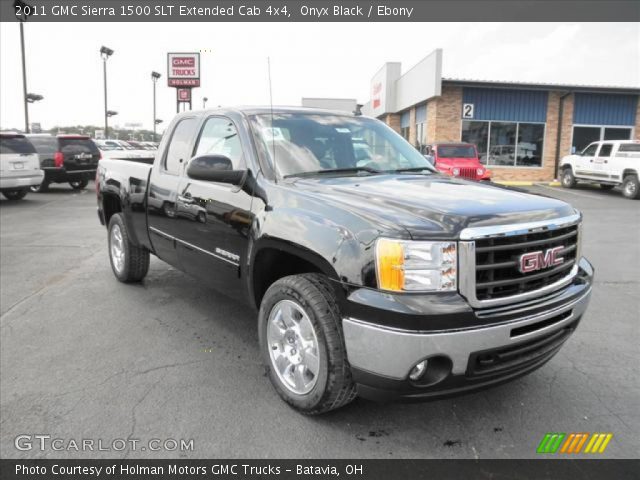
[
  {"xmin": 375, "ymin": 239, "xmax": 457, "ymax": 292},
  {"xmin": 452, "ymin": 167, "xmax": 460, "ymax": 176},
  {"xmin": 477, "ymin": 168, "xmax": 484, "ymax": 176}
]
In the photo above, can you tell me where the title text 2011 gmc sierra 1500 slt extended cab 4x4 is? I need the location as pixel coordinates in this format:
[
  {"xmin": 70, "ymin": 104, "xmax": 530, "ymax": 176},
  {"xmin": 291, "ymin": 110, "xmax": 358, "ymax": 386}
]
[{"xmin": 97, "ymin": 108, "xmax": 593, "ymax": 414}]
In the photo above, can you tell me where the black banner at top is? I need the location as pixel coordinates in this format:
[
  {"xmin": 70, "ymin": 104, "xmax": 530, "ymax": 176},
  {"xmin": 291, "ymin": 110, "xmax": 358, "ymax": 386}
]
[{"xmin": 3, "ymin": 0, "xmax": 640, "ymax": 22}]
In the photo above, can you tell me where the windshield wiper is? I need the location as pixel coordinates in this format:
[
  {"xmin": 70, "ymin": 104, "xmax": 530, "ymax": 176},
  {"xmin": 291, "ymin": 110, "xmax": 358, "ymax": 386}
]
[
  {"xmin": 390, "ymin": 166, "xmax": 435, "ymax": 174},
  {"xmin": 284, "ymin": 167, "xmax": 382, "ymax": 178}
]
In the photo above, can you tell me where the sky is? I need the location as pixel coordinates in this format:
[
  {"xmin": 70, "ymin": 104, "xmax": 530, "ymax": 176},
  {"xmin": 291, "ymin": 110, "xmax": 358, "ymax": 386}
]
[{"xmin": 0, "ymin": 22, "xmax": 638, "ymax": 132}]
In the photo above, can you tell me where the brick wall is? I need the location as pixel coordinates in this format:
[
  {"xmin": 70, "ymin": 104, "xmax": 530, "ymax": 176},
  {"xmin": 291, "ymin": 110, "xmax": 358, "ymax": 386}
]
[
  {"xmin": 432, "ymin": 86, "xmax": 463, "ymax": 142},
  {"xmin": 426, "ymin": 98, "xmax": 437, "ymax": 144},
  {"xmin": 384, "ymin": 114, "xmax": 401, "ymax": 133},
  {"xmin": 558, "ymin": 93, "xmax": 575, "ymax": 164},
  {"xmin": 408, "ymin": 107, "xmax": 417, "ymax": 146}
]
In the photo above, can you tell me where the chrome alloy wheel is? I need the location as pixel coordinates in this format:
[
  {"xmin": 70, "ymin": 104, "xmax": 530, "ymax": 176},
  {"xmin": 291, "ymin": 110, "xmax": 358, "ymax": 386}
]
[
  {"xmin": 267, "ymin": 299, "xmax": 320, "ymax": 395},
  {"xmin": 110, "ymin": 224, "xmax": 125, "ymax": 274}
]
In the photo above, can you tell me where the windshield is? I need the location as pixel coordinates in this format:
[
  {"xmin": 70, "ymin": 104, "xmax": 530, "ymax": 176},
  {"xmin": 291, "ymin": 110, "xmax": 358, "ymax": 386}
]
[
  {"xmin": 249, "ymin": 113, "xmax": 434, "ymax": 177},
  {"xmin": 438, "ymin": 145, "xmax": 476, "ymax": 158}
]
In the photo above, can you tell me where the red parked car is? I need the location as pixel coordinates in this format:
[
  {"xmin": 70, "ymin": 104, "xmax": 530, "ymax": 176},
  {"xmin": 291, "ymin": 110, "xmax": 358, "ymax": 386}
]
[{"xmin": 424, "ymin": 143, "xmax": 491, "ymax": 181}]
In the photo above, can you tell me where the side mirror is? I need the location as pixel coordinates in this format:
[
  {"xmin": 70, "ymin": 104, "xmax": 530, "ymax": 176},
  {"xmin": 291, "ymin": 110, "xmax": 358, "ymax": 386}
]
[{"xmin": 186, "ymin": 154, "xmax": 245, "ymax": 185}]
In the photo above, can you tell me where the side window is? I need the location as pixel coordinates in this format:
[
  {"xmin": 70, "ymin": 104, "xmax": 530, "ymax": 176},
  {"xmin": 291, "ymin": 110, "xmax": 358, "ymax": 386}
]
[
  {"xmin": 164, "ymin": 117, "xmax": 197, "ymax": 174},
  {"xmin": 597, "ymin": 144, "xmax": 613, "ymax": 157},
  {"xmin": 582, "ymin": 143, "xmax": 598, "ymax": 156},
  {"xmin": 194, "ymin": 117, "xmax": 244, "ymax": 169}
]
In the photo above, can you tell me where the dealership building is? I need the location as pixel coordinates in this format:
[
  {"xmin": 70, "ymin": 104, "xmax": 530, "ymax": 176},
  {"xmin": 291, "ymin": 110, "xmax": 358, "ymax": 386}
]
[{"xmin": 305, "ymin": 50, "xmax": 640, "ymax": 182}]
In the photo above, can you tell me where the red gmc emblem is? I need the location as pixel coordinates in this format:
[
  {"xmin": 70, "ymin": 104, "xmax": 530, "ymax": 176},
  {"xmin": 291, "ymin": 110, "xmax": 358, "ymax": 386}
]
[{"xmin": 518, "ymin": 246, "xmax": 564, "ymax": 273}]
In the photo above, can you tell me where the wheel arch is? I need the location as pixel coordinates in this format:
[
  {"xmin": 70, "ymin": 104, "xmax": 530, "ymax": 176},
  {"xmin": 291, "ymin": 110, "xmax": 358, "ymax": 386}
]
[{"xmin": 248, "ymin": 238, "xmax": 344, "ymax": 311}]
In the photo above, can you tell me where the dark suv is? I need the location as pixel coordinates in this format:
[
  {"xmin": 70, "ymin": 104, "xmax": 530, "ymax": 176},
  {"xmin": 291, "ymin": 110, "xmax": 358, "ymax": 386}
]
[{"xmin": 26, "ymin": 135, "xmax": 100, "ymax": 192}]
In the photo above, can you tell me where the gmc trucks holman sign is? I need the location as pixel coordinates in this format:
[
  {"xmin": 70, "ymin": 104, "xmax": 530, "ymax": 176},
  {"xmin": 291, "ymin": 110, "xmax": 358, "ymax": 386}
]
[{"xmin": 167, "ymin": 52, "xmax": 200, "ymax": 87}]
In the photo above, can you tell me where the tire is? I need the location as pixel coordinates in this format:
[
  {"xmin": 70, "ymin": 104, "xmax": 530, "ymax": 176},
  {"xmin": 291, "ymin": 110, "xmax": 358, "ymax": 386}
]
[
  {"xmin": 2, "ymin": 189, "xmax": 28, "ymax": 200},
  {"xmin": 561, "ymin": 167, "xmax": 577, "ymax": 189},
  {"xmin": 258, "ymin": 273, "xmax": 356, "ymax": 414},
  {"xmin": 30, "ymin": 181, "xmax": 49, "ymax": 193},
  {"xmin": 600, "ymin": 184, "xmax": 615, "ymax": 191},
  {"xmin": 107, "ymin": 213, "xmax": 150, "ymax": 282},
  {"xmin": 621, "ymin": 174, "xmax": 640, "ymax": 200},
  {"xmin": 69, "ymin": 178, "xmax": 89, "ymax": 190}
]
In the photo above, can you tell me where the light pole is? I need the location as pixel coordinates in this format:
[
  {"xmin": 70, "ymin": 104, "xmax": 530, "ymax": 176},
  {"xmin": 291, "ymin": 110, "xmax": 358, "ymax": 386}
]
[
  {"xmin": 106, "ymin": 110, "xmax": 118, "ymax": 138},
  {"xmin": 19, "ymin": 22, "xmax": 30, "ymax": 133},
  {"xmin": 100, "ymin": 46, "xmax": 114, "ymax": 138},
  {"xmin": 203, "ymin": 97, "xmax": 208, "ymax": 109},
  {"xmin": 151, "ymin": 71, "xmax": 161, "ymax": 142},
  {"xmin": 25, "ymin": 93, "xmax": 43, "ymax": 131}
]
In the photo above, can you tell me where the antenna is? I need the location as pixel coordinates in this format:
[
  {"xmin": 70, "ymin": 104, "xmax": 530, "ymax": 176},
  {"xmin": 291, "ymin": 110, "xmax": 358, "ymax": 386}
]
[{"xmin": 267, "ymin": 57, "xmax": 277, "ymax": 183}]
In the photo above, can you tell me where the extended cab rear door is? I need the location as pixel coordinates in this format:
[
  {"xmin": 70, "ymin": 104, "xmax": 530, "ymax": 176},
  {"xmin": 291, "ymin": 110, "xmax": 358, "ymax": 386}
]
[{"xmin": 146, "ymin": 115, "xmax": 199, "ymax": 269}]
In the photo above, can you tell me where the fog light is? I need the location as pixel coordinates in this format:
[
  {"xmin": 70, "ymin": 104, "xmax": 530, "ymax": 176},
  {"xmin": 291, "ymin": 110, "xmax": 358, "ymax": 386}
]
[{"xmin": 409, "ymin": 360, "xmax": 428, "ymax": 381}]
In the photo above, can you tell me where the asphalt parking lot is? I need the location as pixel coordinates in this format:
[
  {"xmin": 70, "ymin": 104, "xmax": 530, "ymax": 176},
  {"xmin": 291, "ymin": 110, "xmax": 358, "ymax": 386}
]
[{"xmin": 1, "ymin": 182, "xmax": 638, "ymax": 459}]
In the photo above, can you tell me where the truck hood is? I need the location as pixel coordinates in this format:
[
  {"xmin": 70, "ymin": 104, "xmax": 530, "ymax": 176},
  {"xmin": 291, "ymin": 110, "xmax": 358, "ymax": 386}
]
[{"xmin": 288, "ymin": 174, "xmax": 575, "ymax": 238}]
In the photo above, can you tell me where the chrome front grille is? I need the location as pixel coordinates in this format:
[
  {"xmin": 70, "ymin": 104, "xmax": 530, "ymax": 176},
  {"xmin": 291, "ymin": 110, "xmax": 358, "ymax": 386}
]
[{"xmin": 459, "ymin": 214, "xmax": 582, "ymax": 308}]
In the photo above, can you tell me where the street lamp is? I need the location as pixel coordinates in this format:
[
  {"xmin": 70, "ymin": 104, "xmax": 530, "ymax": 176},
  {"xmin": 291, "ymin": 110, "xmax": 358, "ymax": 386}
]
[
  {"xmin": 203, "ymin": 97, "xmax": 208, "ymax": 109},
  {"xmin": 100, "ymin": 46, "xmax": 114, "ymax": 138},
  {"xmin": 151, "ymin": 71, "xmax": 161, "ymax": 142},
  {"xmin": 26, "ymin": 93, "xmax": 43, "ymax": 103}
]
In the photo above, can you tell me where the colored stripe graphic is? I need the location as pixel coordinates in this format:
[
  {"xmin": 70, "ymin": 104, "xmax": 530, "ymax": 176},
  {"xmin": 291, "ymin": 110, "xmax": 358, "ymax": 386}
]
[
  {"xmin": 537, "ymin": 433, "xmax": 565, "ymax": 453},
  {"xmin": 540, "ymin": 433, "xmax": 613, "ymax": 454},
  {"xmin": 585, "ymin": 433, "xmax": 613, "ymax": 453},
  {"xmin": 560, "ymin": 433, "xmax": 589, "ymax": 453}
]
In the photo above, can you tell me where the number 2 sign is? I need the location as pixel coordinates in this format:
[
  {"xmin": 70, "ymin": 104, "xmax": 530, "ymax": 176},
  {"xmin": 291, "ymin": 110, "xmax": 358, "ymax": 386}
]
[{"xmin": 463, "ymin": 103, "xmax": 474, "ymax": 119}]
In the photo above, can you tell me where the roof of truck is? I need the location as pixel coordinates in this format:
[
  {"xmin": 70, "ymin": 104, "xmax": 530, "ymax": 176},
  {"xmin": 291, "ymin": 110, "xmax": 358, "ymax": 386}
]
[{"xmin": 182, "ymin": 106, "xmax": 359, "ymax": 117}]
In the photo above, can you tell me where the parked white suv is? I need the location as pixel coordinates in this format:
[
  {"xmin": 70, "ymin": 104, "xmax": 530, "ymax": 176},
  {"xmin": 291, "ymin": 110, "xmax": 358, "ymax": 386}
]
[
  {"xmin": 560, "ymin": 140, "xmax": 640, "ymax": 199},
  {"xmin": 0, "ymin": 133, "xmax": 45, "ymax": 200}
]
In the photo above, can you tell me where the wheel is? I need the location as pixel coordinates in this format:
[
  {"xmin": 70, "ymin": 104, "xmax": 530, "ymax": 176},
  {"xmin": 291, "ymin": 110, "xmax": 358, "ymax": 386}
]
[
  {"xmin": 2, "ymin": 189, "xmax": 28, "ymax": 200},
  {"xmin": 561, "ymin": 167, "xmax": 577, "ymax": 188},
  {"xmin": 30, "ymin": 181, "xmax": 49, "ymax": 193},
  {"xmin": 258, "ymin": 273, "xmax": 356, "ymax": 414},
  {"xmin": 600, "ymin": 184, "xmax": 615, "ymax": 191},
  {"xmin": 621, "ymin": 174, "xmax": 640, "ymax": 199},
  {"xmin": 69, "ymin": 178, "xmax": 89, "ymax": 190},
  {"xmin": 107, "ymin": 213, "xmax": 150, "ymax": 282}
]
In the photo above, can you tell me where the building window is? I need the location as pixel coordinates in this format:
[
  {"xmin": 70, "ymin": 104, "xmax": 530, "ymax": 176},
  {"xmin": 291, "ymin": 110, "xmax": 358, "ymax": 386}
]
[
  {"xmin": 400, "ymin": 125, "xmax": 410, "ymax": 141},
  {"xmin": 572, "ymin": 125, "xmax": 633, "ymax": 152},
  {"xmin": 415, "ymin": 122, "xmax": 426, "ymax": 150},
  {"xmin": 461, "ymin": 121, "xmax": 490, "ymax": 164},
  {"xmin": 462, "ymin": 120, "xmax": 545, "ymax": 167}
]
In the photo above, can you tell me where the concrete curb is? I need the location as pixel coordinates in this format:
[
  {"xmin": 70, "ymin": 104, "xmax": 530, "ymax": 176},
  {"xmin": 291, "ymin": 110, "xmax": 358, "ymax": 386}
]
[{"xmin": 495, "ymin": 180, "xmax": 561, "ymax": 187}]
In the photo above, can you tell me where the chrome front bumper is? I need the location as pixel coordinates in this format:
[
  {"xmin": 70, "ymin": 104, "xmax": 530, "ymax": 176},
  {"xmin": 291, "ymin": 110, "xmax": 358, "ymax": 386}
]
[{"xmin": 343, "ymin": 262, "xmax": 592, "ymax": 381}]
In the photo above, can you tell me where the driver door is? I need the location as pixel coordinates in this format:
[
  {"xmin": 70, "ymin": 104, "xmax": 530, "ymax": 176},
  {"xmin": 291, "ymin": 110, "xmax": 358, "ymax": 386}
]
[
  {"xmin": 174, "ymin": 116, "xmax": 254, "ymax": 300},
  {"xmin": 575, "ymin": 142, "xmax": 598, "ymax": 178}
]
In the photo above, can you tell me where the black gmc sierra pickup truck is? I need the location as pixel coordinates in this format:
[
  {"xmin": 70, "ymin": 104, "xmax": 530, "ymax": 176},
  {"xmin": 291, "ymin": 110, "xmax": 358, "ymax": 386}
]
[{"xmin": 97, "ymin": 107, "xmax": 594, "ymax": 414}]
